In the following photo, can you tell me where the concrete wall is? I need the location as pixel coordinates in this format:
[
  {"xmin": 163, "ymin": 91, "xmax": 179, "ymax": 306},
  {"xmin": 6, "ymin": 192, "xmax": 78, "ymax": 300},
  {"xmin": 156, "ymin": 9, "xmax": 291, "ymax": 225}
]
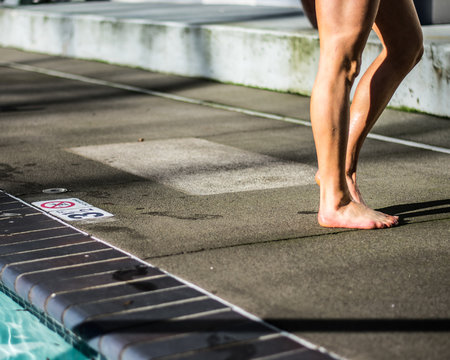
[
  {"xmin": 434, "ymin": 0, "xmax": 450, "ymax": 24},
  {"xmin": 112, "ymin": 0, "xmax": 300, "ymax": 7},
  {"xmin": 0, "ymin": 6, "xmax": 448, "ymax": 117}
]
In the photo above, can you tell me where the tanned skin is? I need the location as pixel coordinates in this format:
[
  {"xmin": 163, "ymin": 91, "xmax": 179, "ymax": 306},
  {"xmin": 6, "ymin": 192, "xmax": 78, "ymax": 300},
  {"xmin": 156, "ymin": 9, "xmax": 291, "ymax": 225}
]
[{"xmin": 310, "ymin": 0, "xmax": 423, "ymax": 229}]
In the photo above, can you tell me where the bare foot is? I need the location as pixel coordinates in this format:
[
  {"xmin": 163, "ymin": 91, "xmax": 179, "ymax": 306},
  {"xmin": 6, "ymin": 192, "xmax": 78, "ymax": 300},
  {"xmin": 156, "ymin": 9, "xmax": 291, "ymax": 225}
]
[
  {"xmin": 315, "ymin": 171, "xmax": 366, "ymax": 205},
  {"xmin": 318, "ymin": 200, "xmax": 399, "ymax": 229}
]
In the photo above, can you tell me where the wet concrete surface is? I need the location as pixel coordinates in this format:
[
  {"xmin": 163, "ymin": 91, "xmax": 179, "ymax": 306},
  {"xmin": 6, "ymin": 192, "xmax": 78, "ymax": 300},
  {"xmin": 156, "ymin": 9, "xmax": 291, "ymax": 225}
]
[{"xmin": 1, "ymin": 47, "xmax": 449, "ymax": 360}]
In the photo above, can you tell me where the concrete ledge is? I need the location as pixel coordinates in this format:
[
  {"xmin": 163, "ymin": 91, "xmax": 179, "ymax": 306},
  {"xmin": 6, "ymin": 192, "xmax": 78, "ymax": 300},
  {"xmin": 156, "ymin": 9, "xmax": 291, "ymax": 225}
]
[{"xmin": 0, "ymin": 2, "xmax": 449, "ymax": 117}]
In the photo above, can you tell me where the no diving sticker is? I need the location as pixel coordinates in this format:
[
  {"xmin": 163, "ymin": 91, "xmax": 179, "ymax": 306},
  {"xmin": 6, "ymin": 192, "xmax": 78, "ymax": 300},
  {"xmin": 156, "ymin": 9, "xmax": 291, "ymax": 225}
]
[{"xmin": 32, "ymin": 198, "xmax": 114, "ymax": 222}]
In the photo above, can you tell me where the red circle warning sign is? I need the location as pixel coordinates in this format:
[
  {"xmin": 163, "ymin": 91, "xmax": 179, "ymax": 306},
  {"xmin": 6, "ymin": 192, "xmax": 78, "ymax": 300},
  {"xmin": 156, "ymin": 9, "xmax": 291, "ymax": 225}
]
[{"xmin": 41, "ymin": 200, "xmax": 76, "ymax": 209}]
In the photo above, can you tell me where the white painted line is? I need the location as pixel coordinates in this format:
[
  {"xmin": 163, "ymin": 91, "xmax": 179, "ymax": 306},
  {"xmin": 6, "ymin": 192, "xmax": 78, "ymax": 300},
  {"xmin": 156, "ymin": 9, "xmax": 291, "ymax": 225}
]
[
  {"xmin": 68, "ymin": 138, "xmax": 316, "ymax": 195},
  {"xmin": 366, "ymin": 133, "xmax": 450, "ymax": 154},
  {"xmin": 5, "ymin": 62, "xmax": 449, "ymax": 155}
]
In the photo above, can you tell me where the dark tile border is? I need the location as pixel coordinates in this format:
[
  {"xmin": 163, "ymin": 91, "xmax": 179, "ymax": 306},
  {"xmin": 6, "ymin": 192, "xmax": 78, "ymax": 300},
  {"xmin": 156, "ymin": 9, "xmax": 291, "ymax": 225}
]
[{"xmin": 0, "ymin": 190, "xmax": 336, "ymax": 360}]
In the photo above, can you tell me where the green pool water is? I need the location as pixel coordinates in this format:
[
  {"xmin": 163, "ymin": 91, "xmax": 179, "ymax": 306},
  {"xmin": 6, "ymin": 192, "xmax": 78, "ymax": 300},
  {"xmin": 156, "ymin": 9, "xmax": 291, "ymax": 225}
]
[{"xmin": 0, "ymin": 289, "xmax": 90, "ymax": 360}]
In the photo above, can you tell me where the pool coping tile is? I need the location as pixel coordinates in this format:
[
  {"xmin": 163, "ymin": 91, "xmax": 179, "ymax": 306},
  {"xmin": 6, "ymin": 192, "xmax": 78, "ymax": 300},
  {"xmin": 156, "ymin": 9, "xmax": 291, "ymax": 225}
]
[
  {"xmin": 0, "ymin": 233, "xmax": 92, "ymax": 256},
  {"xmin": 43, "ymin": 272, "xmax": 167, "ymax": 321},
  {"xmin": 0, "ymin": 226, "xmax": 80, "ymax": 245},
  {"xmin": 74, "ymin": 298, "xmax": 229, "ymax": 349},
  {"xmin": 2, "ymin": 248, "xmax": 122, "ymax": 294},
  {"xmin": 15, "ymin": 257, "xmax": 140, "ymax": 299},
  {"xmin": 62, "ymin": 286, "xmax": 203, "ymax": 332},
  {"xmin": 0, "ymin": 240, "xmax": 107, "ymax": 269},
  {"xmin": 163, "ymin": 335, "xmax": 305, "ymax": 360},
  {"xmin": 117, "ymin": 316, "xmax": 276, "ymax": 360},
  {"xmin": 60, "ymin": 276, "xmax": 184, "ymax": 327},
  {"xmin": 99, "ymin": 310, "xmax": 245, "ymax": 360}
]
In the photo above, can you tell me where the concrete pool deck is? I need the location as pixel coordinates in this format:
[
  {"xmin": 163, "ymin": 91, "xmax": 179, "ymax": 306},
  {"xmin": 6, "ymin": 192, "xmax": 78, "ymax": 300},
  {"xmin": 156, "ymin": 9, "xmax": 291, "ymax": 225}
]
[{"xmin": 0, "ymin": 42, "xmax": 449, "ymax": 360}]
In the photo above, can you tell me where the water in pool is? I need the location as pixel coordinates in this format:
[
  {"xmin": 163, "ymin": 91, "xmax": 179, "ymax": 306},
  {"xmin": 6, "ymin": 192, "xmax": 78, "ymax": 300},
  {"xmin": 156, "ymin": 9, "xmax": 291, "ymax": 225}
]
[{"xmin": 0, "ymin": 290, "xmax": 90, "ymax": 360}]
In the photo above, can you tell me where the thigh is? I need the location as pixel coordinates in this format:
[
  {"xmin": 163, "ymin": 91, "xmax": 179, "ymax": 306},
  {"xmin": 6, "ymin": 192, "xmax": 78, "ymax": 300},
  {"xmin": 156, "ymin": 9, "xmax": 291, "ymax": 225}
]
[
  {"xmin": 315, "ymin": 0, "xmax": 380, "ymax": 53},
  {"xmin": 373, "ymin": 0, "xmax": 423, "ymax": 53}
]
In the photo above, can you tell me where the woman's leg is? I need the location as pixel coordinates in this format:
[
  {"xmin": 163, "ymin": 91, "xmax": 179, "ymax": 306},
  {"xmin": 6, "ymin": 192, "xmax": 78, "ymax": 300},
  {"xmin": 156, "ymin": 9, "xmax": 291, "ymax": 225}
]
[
  {"xmin": 346, "ymin": 0, "xmax": 424, "ymax": 203},
  {"xmin": 311, "ymin": 0, "xmax": 398, "ymax": 229}
]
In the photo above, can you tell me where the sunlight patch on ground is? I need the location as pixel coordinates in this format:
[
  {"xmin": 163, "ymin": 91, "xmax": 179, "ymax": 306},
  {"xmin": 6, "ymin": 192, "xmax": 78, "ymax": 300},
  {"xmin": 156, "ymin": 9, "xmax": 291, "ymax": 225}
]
[{"xmin": 68, "ymin": 138, "xmax": 315, "ymax": 195}]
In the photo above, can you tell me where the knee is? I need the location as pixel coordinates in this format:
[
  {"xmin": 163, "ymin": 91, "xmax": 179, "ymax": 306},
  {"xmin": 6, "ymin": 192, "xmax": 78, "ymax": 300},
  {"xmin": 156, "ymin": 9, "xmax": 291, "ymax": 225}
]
[
  {"xmin": 402, "ymin": 38, "xmax": 424, "ymax": 69},
  {"xmin": 412, "ymin": 42, "xmax": 424, "ymax": 67},
  {"xmin": 411, "ymin": 30, "xmax": 425, "ymax": 65},
  {"xmin": 387, "ymin": 33, "xmax": 424, "ymax": 72},
  {"xmin": 343, "ymin": 56, "xmax": 362, "ymax": 85},
  {"xmin": 330, "ymin": 37, "xmax": 364, "ymax": 85},
  {"xmin": 320, "ymin": 33, "xmax": 365, "ymax": 85}
]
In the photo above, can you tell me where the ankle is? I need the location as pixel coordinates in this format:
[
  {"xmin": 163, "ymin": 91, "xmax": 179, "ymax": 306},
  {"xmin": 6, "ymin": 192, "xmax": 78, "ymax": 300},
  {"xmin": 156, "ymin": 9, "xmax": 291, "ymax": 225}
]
[{"xmin": 320, "ymin": 187, "xmax": 352, "ymax": 211}]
